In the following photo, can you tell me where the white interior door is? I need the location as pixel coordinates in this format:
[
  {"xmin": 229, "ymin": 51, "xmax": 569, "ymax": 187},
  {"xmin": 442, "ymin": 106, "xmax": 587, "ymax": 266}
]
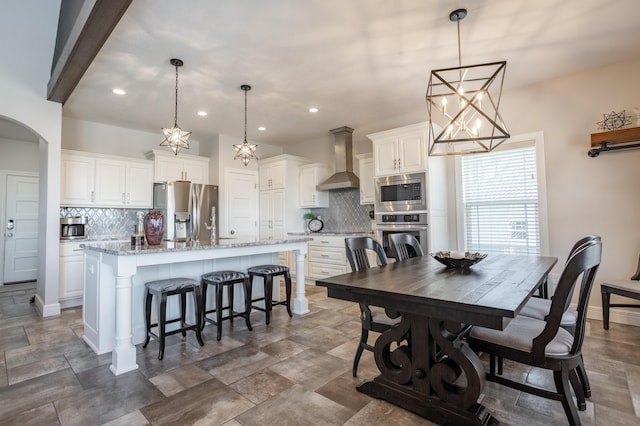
[
  {"xmin": 4, "ymin": 175, "xmax": 39, "ymax": 283},
  {"xmin": 225, "ymin": 169, "xmax": 258, "ymax": 239}
]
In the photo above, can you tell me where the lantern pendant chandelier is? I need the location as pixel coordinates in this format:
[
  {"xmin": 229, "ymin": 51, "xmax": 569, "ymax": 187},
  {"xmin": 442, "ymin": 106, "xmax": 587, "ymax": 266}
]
[
  {"xmin": 160, "ymin": 58, "xmax": 191, "ymax": 155},
  {"xmin": 426, "ymin": 8, "xmax": 509, "ymax": 156},
  {"xmin": 234, "ymin": 84, "xmax": 259, "ymax": 166}
]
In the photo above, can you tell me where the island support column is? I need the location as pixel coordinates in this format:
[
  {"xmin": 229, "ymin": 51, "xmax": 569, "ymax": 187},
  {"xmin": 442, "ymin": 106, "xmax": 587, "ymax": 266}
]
[
  {"xmin": 293, "ymin": 248, "xmax": 309, "ymax": 315},
  {"xmin": 110, "ymin": 256, "xmax": 138, "ymax": 375}
]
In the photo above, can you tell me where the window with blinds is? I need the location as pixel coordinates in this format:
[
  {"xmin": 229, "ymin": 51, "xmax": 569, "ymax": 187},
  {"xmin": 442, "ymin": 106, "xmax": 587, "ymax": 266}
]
[{"xmin": 460, "ymin": 144, "xmax": 540, "ymax": 255}]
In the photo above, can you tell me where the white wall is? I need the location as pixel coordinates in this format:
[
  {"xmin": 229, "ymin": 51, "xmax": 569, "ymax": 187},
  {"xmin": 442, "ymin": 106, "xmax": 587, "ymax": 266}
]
[
  {"xmin": 62, "ymin": 117, "xmax": 203, "ymax": 159},
  {"xmin": 501, "ymin": 55, "xmax": 640, "ymax": 323},
  {"xmin": 1, "ymin": 0, "xmax": 63, "ymax": 316},
  {"xmin": 0, "ymin": 138, "xmax": 39, "ymax": 172}
]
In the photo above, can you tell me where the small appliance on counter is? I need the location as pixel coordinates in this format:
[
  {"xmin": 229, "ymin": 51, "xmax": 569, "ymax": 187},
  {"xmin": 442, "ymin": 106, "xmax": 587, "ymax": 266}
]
[{"xmin": 60, "ymin": 216, "xmax": 88, "ymax": 240}]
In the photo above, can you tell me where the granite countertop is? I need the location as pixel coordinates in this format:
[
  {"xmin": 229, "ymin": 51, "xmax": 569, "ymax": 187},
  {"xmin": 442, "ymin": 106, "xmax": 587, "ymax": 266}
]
[
  {"xmin": 82, "ymin": 236, "xmax": 312, "ymax": 256},
  {"xmin": 288, "ymin": 231, "xmax": 374, "ymax": 236}
]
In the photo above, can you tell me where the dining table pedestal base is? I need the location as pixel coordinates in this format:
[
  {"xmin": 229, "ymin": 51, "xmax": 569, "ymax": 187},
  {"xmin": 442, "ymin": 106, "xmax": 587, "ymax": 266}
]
[{"xmin": 357, "ymin": 313, "xmax": 498, "ymax": 425}]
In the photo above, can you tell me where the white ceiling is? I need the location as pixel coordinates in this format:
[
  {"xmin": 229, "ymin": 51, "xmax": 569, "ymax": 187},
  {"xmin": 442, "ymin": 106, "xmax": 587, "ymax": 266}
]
[{"xmin": 62, "ymin": 0, "xmax": 640, "ymax": 147}]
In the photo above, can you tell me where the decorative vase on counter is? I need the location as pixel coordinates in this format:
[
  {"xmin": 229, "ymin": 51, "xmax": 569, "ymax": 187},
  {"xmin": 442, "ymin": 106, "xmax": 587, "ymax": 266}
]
[{"xmin": 143, "ymin": 211, "xmax": 164, "ymax": 245}]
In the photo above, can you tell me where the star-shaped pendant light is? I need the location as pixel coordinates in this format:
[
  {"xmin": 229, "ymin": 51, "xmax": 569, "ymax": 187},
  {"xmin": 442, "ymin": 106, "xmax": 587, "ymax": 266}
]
[
  {"xmin": 160, "ymin": 58, "xmax": 191, "ymax": 155},
  {"xmin": 234, "ymin": 84, "xmax": 258, "ymax": 166}
]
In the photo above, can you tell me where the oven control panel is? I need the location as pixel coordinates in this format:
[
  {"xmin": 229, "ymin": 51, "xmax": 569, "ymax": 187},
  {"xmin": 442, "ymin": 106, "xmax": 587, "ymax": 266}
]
[{"xmin": 379, "ymin": 213, "xmax": 426, "ymax": 224}]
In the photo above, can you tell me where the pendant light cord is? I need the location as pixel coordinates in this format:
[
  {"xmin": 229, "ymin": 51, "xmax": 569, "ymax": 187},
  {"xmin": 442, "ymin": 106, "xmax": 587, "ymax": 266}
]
[
  {"xmin": 457, "ymin": 19, "xmax": 462, "ymax": 68},
  {"xmin": 243, "ymin": 87, "xmax": 248, "ymax": 143},
  {"xmin": 174, "ymin": 64, "xmax": 179, "ymax": 127}
]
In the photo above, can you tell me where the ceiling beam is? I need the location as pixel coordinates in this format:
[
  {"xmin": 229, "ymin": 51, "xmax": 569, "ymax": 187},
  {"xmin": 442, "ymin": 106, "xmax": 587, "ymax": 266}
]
[{"xmin": 47, "ymin": 0, "xmax": 132, "ymax": 104}]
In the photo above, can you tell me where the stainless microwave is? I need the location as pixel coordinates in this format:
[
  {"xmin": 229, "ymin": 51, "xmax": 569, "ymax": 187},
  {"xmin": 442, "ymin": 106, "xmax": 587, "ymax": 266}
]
[{"xmin": 375, "ymin": 172, "xmax": 427, "ymax": 213}]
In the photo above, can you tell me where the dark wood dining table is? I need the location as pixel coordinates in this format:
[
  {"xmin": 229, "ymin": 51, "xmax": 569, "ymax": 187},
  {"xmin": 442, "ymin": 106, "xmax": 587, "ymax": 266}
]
[{"xmin": 316, "ymin": 253, "xmax": 557, "ymax": 425}]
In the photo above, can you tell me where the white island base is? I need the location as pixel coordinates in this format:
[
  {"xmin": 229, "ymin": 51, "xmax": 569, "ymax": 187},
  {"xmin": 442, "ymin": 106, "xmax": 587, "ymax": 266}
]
[{"xmin": 82, "ymin": 238, "xmax": 310, "ymax": 375}]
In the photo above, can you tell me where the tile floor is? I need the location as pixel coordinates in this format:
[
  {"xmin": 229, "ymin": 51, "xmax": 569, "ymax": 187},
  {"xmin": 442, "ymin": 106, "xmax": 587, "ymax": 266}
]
[{"xmin": 1, "ymin": 282, "xmax": 640, "ymax": 425}]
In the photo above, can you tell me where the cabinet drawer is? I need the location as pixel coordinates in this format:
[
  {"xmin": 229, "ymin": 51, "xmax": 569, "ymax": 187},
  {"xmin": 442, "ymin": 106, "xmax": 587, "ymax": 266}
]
[
  {"xmin": 308, "ymin": 262, "xmax": 347, "ymax": 279},
  {"xmin": 60, "ymin": 241, "xmax": 85, "ymax": 256},
  {"xmin": 308, "ymin": 246, "xmax": 345, "ymax": 265},
  {"xmin": 308, "ymin": 236, "xmax": 345, "ymax": 248}
]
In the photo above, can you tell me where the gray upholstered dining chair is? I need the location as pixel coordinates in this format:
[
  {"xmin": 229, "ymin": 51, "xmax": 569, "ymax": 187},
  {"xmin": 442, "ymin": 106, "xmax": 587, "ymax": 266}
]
[
  {"xmin": 468, "ymin": 238, "xmax": 602, "ymax": 426},
  {"xmin": 344, "ymin": 236, "xmax": 400, "ymax": 377},
  {"xmin": 517, "ymin": 234, "xmax": 600, "ymax": 403},
  {"xmin": 389, "ymin": 233, "xmax": 424, "ymax": 262},
  {"xmin": 601, "ymin": 252, "xmax": 640, "ymax": 330}
]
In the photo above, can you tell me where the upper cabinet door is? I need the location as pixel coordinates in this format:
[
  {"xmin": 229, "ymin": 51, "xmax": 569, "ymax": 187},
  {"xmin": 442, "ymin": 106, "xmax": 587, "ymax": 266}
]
[
  {"xmin": 299, "ymin": 163, "xmax": 330, "ymax": 208},
  {"xmin": 373, "ymin": 137, "xmax": 398, "ymax": 176},
  {"xmin": 182, "ymin": 158, "xmax": 209, "ymax": 184},
  {"xmin": 94, "ymin": 159, "xmax": 126, "ymax": 206},
  {"xmin": 61, "ymin": 154, "xmax": 96, "ymax": 206},
  {"xmin": 155, "ymin": 156, "xmax": 184, "ymax": 182},
  {"xmin": 397, "ymin": 132, "xmax": 426, "ymax": 173},
  {"xmin": 259, "ymin": 161, "xmax": 286, "ymax": 190},
  {"xmin": 125, "ymin": 163, "xmax": 154, "ymax": 208},
  {"xmin": 357, "ymin": 154, "xmax": 374, "ymax": 204}
]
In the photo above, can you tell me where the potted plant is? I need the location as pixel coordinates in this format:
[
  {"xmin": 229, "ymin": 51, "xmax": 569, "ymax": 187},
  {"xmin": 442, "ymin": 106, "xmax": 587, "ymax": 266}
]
[{"xmin": 303, "ymin": 213, "xmax": 315, "ymax": 234}]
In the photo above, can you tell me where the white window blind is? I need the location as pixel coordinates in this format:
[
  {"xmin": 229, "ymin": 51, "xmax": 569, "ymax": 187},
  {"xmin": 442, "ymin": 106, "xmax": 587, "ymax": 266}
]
[{"xmin": 461, "ymin": 145, "xmax": 540, "ymax": 255}]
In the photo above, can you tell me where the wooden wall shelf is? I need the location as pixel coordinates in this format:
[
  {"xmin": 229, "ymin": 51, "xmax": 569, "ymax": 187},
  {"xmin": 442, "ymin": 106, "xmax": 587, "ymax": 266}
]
[{"xmin": 588, "ymin": 127, "xmax": 640, "ymax": 157}]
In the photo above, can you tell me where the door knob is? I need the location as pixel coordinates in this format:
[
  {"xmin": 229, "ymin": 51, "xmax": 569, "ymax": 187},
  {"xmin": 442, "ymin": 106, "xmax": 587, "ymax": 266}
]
[
  {"xmin": 230, "ymin": 230, "xmax": 235, "ymax": 235},
  {"xmin": 7, "ymin": 219, "xmax": 14, "ymax": 230}
]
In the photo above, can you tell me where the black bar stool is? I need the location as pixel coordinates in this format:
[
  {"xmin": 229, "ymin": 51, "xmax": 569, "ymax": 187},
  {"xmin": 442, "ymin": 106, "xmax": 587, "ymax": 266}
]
[
  {"xmin": 143, "ymin": 277, "xmax": 204, "ymax": 360},
  {"xmin": 248, "ymin": 264, "xmax": 292, "ymax": 324},
  {"xmin": 201, "ymin": 270, "xmax": 253, "ymax": 340}
]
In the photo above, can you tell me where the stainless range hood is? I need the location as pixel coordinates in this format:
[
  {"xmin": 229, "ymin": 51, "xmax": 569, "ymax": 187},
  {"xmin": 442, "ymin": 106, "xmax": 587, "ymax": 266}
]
[{"xmin": 316, "ymin": 126, "xmax": 360, "ymax": 190}]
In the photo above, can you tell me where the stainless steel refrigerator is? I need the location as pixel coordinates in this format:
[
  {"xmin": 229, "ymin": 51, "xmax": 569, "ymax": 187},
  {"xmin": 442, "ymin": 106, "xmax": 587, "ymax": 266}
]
[{"xmin": 153, "ymin": 182, "xmax": 219, "ymax": 242}]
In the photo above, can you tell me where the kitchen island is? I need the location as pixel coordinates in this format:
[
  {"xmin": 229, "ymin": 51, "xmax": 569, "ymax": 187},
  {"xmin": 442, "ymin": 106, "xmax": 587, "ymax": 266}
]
[{"xmin": 82, "ymin": 237, "xmax": 310, "ymax": 375}]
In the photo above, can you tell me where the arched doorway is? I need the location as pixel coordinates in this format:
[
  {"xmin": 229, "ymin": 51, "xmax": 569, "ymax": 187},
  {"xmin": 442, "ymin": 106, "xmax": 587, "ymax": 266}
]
[{"xmin": 0, "ymin": 118, "xmax": 41, "ymax": 286}]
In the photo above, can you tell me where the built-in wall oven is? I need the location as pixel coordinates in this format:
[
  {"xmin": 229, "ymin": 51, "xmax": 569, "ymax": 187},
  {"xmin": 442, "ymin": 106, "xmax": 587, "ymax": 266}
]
[
  {"xmin": 376, "ymin": 213, "xmax": 429, "ymax": 259},
  {"xmin": 375, "ymin": 172, "xmax": 427, "ymax": 213}
]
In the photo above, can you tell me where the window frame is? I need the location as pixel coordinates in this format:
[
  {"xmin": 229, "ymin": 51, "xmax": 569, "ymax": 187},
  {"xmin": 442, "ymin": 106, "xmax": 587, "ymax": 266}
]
[{"xmin": 453, "ymin": 131, "xmax": 549, "ymax": 256}]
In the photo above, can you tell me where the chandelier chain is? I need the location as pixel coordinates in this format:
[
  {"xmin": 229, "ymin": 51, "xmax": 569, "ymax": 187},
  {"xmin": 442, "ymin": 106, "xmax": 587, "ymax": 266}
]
[
  {"xmin": 244, "ymin": 86, "xmax": 248, "ymax": 143},
  {"xmin": 174, "ymin": 64, "xmax": 179, "ymax": 126}
]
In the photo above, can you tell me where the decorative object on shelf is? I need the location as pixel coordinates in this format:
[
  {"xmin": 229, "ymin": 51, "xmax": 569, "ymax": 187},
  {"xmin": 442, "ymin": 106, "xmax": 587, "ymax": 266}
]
[
  {"xmin": 634, "ymin": 107, "xmax": 640, "ymax": 127},
  {"xmin": 431, "ymin": 251, "xmax": 487, "ymax": 268},
  {"xmin": 131, "ymin": 211, "xmax": 146, "ymax": 247},
  {"xmin": 234, "ymin": 84, "xmax": 259, "ymax": 166},
  {"xmin": 308, "ymin": 217, "xmax": 324, "ymax": 233},
  {"xmin": 596, "ymin": 110, "xmax": 632, "ymax": 131},
  {"xmin": 303, "ymin": 213, "xmax": 315, "ymax": 234},
  {"xmin": 160, "ymin": 58, "xmax": 191, "ymax": 155},
  {"xmin": 425, "ymin": 8, "xmax": 509, "ymax": 156},
  {"xmin": 143, "ymin": 211, "xmax": 165, "ymax": 245}
]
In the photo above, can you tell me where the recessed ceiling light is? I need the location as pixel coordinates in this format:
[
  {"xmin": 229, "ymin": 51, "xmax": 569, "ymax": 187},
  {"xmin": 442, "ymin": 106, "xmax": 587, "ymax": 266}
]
[
  {"xmin": 258, "ymin": 126, "xmax": 266, "ymax": 131},
  {"xmin": 309, "ymin": 107, "xmax": 319, "ymax": 113},
  {"xmin": 112, "ymin": 88, "xmax": 126, "ymax": 95},
  {"xmin": 197, "ymin": 111, "xmax": 208, "ymax": 117}
]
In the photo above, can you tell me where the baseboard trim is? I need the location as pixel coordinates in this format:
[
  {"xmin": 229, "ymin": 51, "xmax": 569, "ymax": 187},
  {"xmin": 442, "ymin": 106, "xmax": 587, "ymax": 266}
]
[
  {"xmin": 587, "ymin": 303, "xmax": 640, "ymax": 327},
  {"xmin": 35, "ymin": 293, "xmax": 61, "ymax": 317}
]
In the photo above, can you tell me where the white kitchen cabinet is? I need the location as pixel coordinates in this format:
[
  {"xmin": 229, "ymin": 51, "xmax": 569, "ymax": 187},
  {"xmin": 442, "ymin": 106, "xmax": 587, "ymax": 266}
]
[
  {"xmin": 369, "ymin": 122, "xmax": 428, "ymax": 176},
  {"xmin": 259, "ymin": 160, "xmax": 286, "ymax": 190},
  {"xmin": 299, "ymin": 163, "xmax": 331, "ymax": 208},
  {"xmin": 59, "ymin": 241, "xmax": 85, "ymax": 308},
  {"xmin": 61, "ymin": 153, "xmax": 96, "ymax": 205},
  {"xmin": 306, "ymin": 234, "xmax": 377, "ymax": 283},
  {"xmin": 61, "ymin": 150, "xmax": 153, "ymax": 208},
  {"xmin": 259, "ymin": 189, "xmax": 285, "ymax": 239},
  {"xmin": 356, "ymin": 153, "xmax": 374, "ymax": 204},
  {"xmin": 258, "ymin": 155, "xmax": 311, "ymax": 239},
  {"xmin": 146, "ymin": 149, "xmax": 210, "ymax": 184}
]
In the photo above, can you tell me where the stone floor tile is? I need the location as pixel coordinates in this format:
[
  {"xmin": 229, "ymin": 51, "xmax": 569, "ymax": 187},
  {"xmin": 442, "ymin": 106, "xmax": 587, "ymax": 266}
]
[
  {"xmin": 288, "ymin": 324, "xmax": 352, "ymax": 352},
  {"xmin": 316, "ymin": 371, "xmax": 374, "ymax": 412},
  {"xmin": 197, "ymin": 345, "xmax": 278, "ymax": 385},
  {"xmin": 268, "ymin": 348, "xmax": 351, "ymax": 391},
  {"xmin": 0, "ymin": 369, "xmax": 82, "ymax": 419},
  {"xmin": 65, "ymin": 346, "xmax": 112, "ymax": 374},
  {"xmin": 149, "ymin": 364, "xmax": 213, "ymax": 397},
  {"xmin": 101, "ymin": 410, "xmax": 150, "ymax": 426},
  {"xmin": 0, "ymin": 324, "xmax": 29, "ymax": 352},
  {"xmin": 7, "ymin": 354, "xmax": 70, "ymax": 385},
  {"xmin": 235, "ymin": 383, "xmax": 354, "ymax": 426},
  {"xmin": 0, "ymin": 402, "xmax": 61, "ymax": 426},
  {"xmin": 140, "ymin": 378, "xmax": 254, "ymax": 426},
  {"xmin": 343, "ymin": 399, "xmax": 436, "ymax": 425},
  {"xmin": 229, "ymin": 369, "xmax": 294, "ymax": 404},
  {"xmin": 260, "ymin": 338, "xmax": 309, "ymax": 360}
]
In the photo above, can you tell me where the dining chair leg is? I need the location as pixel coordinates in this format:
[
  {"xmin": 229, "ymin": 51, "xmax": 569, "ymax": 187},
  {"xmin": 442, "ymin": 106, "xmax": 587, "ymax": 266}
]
[
  {"xmin": 554, "ymin": 369, "xmax": 580, "ymax": 426},
  {"xmin": 601, "ymin": 289, "xmax": 611, "ymax": 330},
  {"xmin": 352, "ymin": 328, "xmax": 369, "ymax": 377},
  {"xmin": 576, "ymin": 355, "xmax": 592, "ymax": 398},
  {"xmin": 569, "ymin": 369, "xmax": 586, "ymax": 411}
]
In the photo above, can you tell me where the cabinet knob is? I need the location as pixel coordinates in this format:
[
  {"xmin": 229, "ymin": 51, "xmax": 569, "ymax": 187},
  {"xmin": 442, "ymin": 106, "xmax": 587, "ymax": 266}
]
[{"xmin": 397, "ymin": 158, "xmax": 401, "ymax": 170}]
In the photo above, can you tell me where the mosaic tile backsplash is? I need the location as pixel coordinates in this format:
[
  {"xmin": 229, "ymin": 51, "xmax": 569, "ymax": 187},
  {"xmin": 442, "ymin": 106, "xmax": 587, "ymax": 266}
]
[
  {"xmin": 60, "ymin": 189, "xmax": 373, "ymax": 239},
  {"xmin": 60, "ymin": 207, "xmax": 145, "ymax": 240},
  {"xmin": 309, "ymin": 189, "xmax": 374, "ymax": 233}
]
